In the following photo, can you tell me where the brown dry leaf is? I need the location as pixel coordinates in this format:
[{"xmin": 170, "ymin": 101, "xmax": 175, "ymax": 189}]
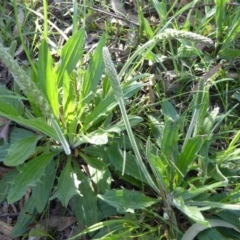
[
  {"xmin": 0, "ymin": 221, "xmax": 13, "ymax": 237},
  {"xmin": 28, "ymin": 217, "xmax": 77, "ymax": 232},
  {"xmin": 0, "ymin": 234, "xmax": 13, "ymax": 240},
  {"xmin": 14, "ymin": 44, "xmax": 24, "ymax": 58},
  {"xmin": 0, "ymin": 121, "xmax": 11, "ymax": 143},
  {"xmin": 191, "ymin": 62, "xmax": 224, "ymax": 95},
  {"xmin": 13, "ymin": 8, "xmax": 24, "ymax": 36},
  {"xmin": 111, "ymin": 0, "xmax": 138, "ymax": 25},
  {"xmin": 203, "ymin": 62, "xmax": 224, "ymax": 81}
]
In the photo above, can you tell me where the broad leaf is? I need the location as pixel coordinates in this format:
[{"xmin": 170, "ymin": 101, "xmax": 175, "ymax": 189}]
[
  {"xmin": 71, "ymin": 160, "xmax": 99, "ymax": 226},
  {"xmin": 162, "ymin": 100, "xmax": 180, "ymax": 122},
  {"xmin": 0, "ymin": 102, "xmax": 58, "ymax": 140},
  {"xmin": 7, "ymin": 152, "xmax": 56, "ymax": 203},
  {"xmin": 0, "ymin": 169, "xmax": 19, "ymax": 203},
  {"xmin": 107, "ymin": 142, "xmax": 149, "ymax": 185},
  {"xmin": 4, "ymin": 135, "xmax": 43, "ymax": 166},
  {"xmin": 88, "ymin": 164, "xmax": 112, "ymax": 194},
  {"xmin": 32, "ymin": 159, "xmax": 55, "ymax": 213},
  {"xmin": 50, "ymin": 158, "xmax": 80, "ymax": 207},
  {"xmin": 98, "ymin": 189, "xmax": 159, "ymax": 214},
  {"xmin": 0, "ymin": 126, "xmax": 34, "ymax": 162}
]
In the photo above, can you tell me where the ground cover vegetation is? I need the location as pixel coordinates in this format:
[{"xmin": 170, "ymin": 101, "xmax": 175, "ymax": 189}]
[{"xmin": 0, "ymin": 0, "xmax": 240, "ymax": 239}]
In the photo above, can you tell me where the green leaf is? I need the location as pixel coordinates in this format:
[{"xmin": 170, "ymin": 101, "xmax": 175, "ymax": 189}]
[
  {"xmin": 187, "ymin": 200, "xmax": 240, "ymax": 211},
  {"xmin": 79, "ymin": 152, "xmax": 106, "ymax": 170},
  {"xmin": 37, "ymin": 40, "xmax": 59, "ymax": 117},
  {"xmin": 0, "ymin": 169, "xmax": 19, "ymax": 203},
  {"xmin": 31, "ymin": 159, "xmax": 55, "ymax": 213},
  {"xmin": 161, "ymin": 120, "xmax": 180, "ymax": 160},
  {"xmin": 88, "ymin": 164, "xmax": 112, "ymax": 194},
  {"xmin": 0, "ymin": 126, "xmax": 35, "ymax": 162},
  {"xmin": 56, "ymin": 28, "xmax": 85, "ymax": 84},
  {"xmin": 178, "ymin": 181, "xmax": 227, "ymax": 201},
  {"xmin": 4, "ymin": 135, "xmax": 43, "ymax": 166},
  {"xmin": 173, "ymin": 196, "xmax": 209, "ymax": 226},
  {"xmin": 161, "ymin": 101, "xmax": 181, "ymax": 160},
  {"xmin": 71, "ymin": 160, "xmax": 99, "ymax": 226},
  {"xmin": 197, "ymin": 228, "xmax": 226, "ymax": 240},
  {"xmin": 162, "ymin": 100, "xmax": 180, "ymax": 122},
  {"xmin": 98, "ymin": 189, "xmax": 159, "ymax": 214},
  {"xmin": 0, "ymin": 86, "xmax": 26, "ymax": 114},
  {"xmin": 50, "ymin": 157, "xmax": 80, "ymax": 207},
  {"xmin": 7, "ymin": 152, "xmax": 56, "ymax": 203},
  {"xmin": 104, "ymin": 115, "xmax": 143, "ymax": 133},
  {"xmin": 63, "ymin": 70, "xmax": 76, "ymax": 125},
  {"xmin": 82, "ymin": 82, "xmax": 143, "ymax": 132},
  {"xmin": 107, "ymin": 142, "xmax": 149, "ymax": 185},
  {"xmin": 215, "ymin": 0, "xmax": 228, "ymax": 39},
  {"xmin": 176, "ymin": 135, "xmax": 204, "ymax": 183},
  {"xmin": 0, "ymin": 102, "xmax": 58, "ymax": 140},
  {"xmin": 11, "ymin": 196, "xmax": 37, "ymax": 237},
  {"xmin": 80, "ymin": 34, "xmax": 106, "ymax": 105},
  {"xmin": 181, "ymin": 219, "xmax": 240, "ymax": 240},
  {"xmin": 146, "ymin": 139, "xmax": 167, "ymax": 192},
  {"xmin": 152, "ymin": 0, "xmax": 166, "ymax": 20},
  {"xmin": 218, "ymin": 48, "xmax": 240, "ymax": 59}
]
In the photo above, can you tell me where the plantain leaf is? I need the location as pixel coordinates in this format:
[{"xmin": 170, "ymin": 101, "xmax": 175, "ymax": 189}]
[
  {"xmin": 63, "ymin": 70, "xmax": 76, "ymax": 124},
  {"xmin": 0, "ymin": 101, "xmax": 58, "ymax": 140},
  {"xmin": 71, "ymin": 160, "xmax": 99, "ymax": 226},
  {"xmin": 0, "ymin": 126, "xmax": 35, "ymax": 162},
  {"xmin": 173, "ymin": 196, "xmax": 209, "ymax": 227},
  {"xmin": 37, "ymin": 40, "xmax": 59, "ymax": 117},
  {"xmin": 83, "ymin": 82, "xmax": 143, "ymax": 131},
  {"xmin": 80, "ymin": 33, "xmax": 106, "ymax": 105},
  {"xmin": 0, "ymin": 169, "xmax": 19, "ymax": 203},
  {"xmin": 4, "ymin": 135, "xmax": 43, "ymax": 166},
  {"xmin": 176, "ymin": 135, "xmax": 204, "ymax": 184},
  {"xmin": 31, "ymin": 159, "xmax": 55, "ymax": 213},
  {"xmin": 182, "ymin": 219, "xmax": 240, "ymax": 240},
  {"xmin": 98, "ymin": 189, "xmax": 159, "ymax": 214},
  {"xmin": 162, "ymin": 100, "xmax": 180, "ymax": 122},
  {"xmin": 7, "ymin": 152, "xmax": 56, "ymax": 203},
  {"xmin": 50, "ymin": 157, "xmax": 80, "ymax": 207},
  {"xmin": 56, "ymin": 28, "xmax": 85, "ymax": 84},
  {"xmin": 107, "ymin": 142, "xmax": 148, "ymax": 185},
  {"xmin": 11, "ymin": 196, "xmax": 37, "ymax": 237}
]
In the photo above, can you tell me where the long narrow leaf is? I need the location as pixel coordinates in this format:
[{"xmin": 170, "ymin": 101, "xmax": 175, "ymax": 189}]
[
  {"xmin": 181, "ymin": 219, "xmax": 240, "ymax": 240},
  {"xmin": 56, "ymin": 28, "xmax": 85, "ymax": 84},
  {"xmin": 176, "ymin": 135, "xmax": 204, "ymax": 184},
  {"xmin": 37, "ymin": 40, "xmax": 59, "ymax": 117},
  {"xmin": 98, "ymin": 189, "xmax": 159, "ymax": 214},
  {"xmin": 80, "ymin": 34, "xmax": 106, "ymax": 105}
]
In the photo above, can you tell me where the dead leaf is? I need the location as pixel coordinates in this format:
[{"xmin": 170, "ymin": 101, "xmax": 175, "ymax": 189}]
[
  {"xmin": 0, "ymin": 121, "xmax": 11, "ymax": 143},
  {"xmin": 28, "ymin": 217, "xmax": 77, "ymax": 232},
  {"xmin": 0, "ymin": 221, "xmax": 13, "ymax": 237},
  {"xmin": 13, "ymin": 8, "xmax": 24, "ymax": 36}
]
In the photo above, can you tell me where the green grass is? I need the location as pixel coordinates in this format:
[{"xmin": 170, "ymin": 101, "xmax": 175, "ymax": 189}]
[{"xmin": 0, "ymin": 0, "xmax": 240, "ymax": 239}]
